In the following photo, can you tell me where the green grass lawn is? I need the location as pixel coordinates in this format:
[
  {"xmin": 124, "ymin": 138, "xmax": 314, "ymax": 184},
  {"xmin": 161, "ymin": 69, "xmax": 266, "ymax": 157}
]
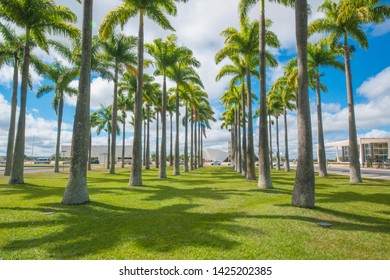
[{"xmin": 0, "ymin": 166, "xmax": 389, "ymax": 260}]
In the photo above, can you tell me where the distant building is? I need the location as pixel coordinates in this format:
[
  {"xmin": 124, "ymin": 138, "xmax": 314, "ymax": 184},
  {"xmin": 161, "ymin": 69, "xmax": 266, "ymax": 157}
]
[
  {"xmin": 203, "ymin": 148, "xmax": 228, "ymax": 162},
  {"xmin": 61, "ymin": 145, "xmax": 132, "ymax": 164},
  {"xmin": 325, "ymin": 138, "xmax": 390, "ymax": 164}
]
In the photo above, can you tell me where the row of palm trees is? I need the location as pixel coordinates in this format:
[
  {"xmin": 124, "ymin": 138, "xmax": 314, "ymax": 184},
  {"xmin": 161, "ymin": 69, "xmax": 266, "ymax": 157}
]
[
  {"xmin": 1, "ymin": 0, "xmax": 215, "ymax": 205},
  {"xmin": 218, "ymin": 0, "xmax": 389, "ymax": 208}
]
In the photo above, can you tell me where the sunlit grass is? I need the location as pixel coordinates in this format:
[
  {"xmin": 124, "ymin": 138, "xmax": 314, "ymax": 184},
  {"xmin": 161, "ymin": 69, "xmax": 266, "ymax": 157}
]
[{"xmin": 0, "ymin": 166, "xmax": 389, "ymax": 260}]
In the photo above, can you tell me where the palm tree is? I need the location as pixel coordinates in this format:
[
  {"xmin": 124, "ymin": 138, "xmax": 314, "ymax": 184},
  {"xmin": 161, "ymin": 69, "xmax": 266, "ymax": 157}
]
[
  {"xmin": 216, "ymin": 54, "xmax": 260, "ymax": 176},
  {"xmin": 272, "ymin": 73, "xmax": 296, "ymax": 172},
  {"xmin": 167, "ymin": 56, "xmax": 202, "ymax": 176},
  {"xmin": 61, "ymin": 0, "xmax": 93, "ymax": 205},
  {"xmin": 216, "ymin": 17, "xmax": 280, "ymax": 180},
  {"xmin": 291, "ymin": 0, "xmax": 315, "ymax": 208},
  {"xmin": 96, "ymin": 105, "xmax": 113, "ymax": 169},
  {"xmin": 117, "ymin": 91, "xmax": 134, "ymax": 168},
  {"xmin": 36, "ymin": 61, "xmax": 79, "ymax": 173},
  {"xmin": 267, "ymin": 91, "xmax": 284, "ymax": 170},
  {"xmin": 145, "ymin": 34, "xmax": 183, "ymax": 179},
  {"xmin": 307, "ymin": 40, "xmax": 344, "ymax": 177},
  {"xmin": 239, "ymin": 0, "xmax": 293, "ymax": 187},
  {"xmin": 309, "ymin": 0, "xmax": 390, "ymax": 183},
  {"xmin": 99, "ymin": 0, "xmax": 189, "ymax": 186},
  {"xmin": 166, "ymin": 90, "xmax": 175, "ymax": 167},
  {"xmin": 89, "ymin": 111, "xmax": 100, "ymax": 171},
  {"xmin": 0, "ymin": 23, "xmax": 25, "ymax": 176},
  {"xmin": 98, "ymin": 33, "xmax": 137, "ymax": 174},
  {"xmin": 0, "ymin": 0, "xmax": 79, "ymax": 185}
]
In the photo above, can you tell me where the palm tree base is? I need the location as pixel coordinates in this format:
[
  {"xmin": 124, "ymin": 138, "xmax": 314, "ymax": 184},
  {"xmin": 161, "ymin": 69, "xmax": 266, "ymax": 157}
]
[
  {"xmin": 9, "ymin": 178, "xmax": 24, "ymax": 184},
  {"xmin": 292, "ymin": 190, "xmax": 315, "ymax": 209}
]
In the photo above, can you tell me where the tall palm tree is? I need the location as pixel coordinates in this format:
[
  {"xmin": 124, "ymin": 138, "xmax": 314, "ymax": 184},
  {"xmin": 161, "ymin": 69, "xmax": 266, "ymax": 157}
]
[
  {"xmin": 307, "ymin": 40, "xmax": 344, "ymax": 177},
  {"xmin": 272, "ymin": 73, "xmax": 296, "ymax": 172},
  {"xmin": 61, "ymin": 0, "xmax": 93, "ymax": 205},
  {"xmin": 167, "ymin": 56, "xmax": 202, "ymax": 176},
  {"xmin": 98, "ymin": 33, "xmax": 137, "ymax": 174},
  {"xmin": 0, "ymin": 23, "xmax": 25, "ymax": 176},
  {"xmin": 89, "ymin": 111, "xmax": 100, "ymax": 171},
  {"xmin": 145, "ymin": 34, "xmax": 183, "ymax": 178},
  {"xmin": 267, "ymin": 91, "xmax": 284, "ymax": 170},
  {"xmin": 216, "ymin": 54, "xmax": 260, "ymax": 176},
  {"xmin": 216, "ymin": 17, "xmax": 280, "ymax": 180},
  {"xmin": 0, "ymin": 0, "xmax": 79, "ymax": 185},
  {"xmin": 96, "ymin": 105, "xmax": 113, "ymax": 169},
  {"xmin": 165, "ymin": 89, "xmax": 175, "ymax": 167},
  {"xmin": 117, "ymin": 90, "xmax": 134, "ymax": 168},
  {"xmin": 36, "ymin": 61, "xmax": 79, "ymax": 173},
  {"xmin": 309, "ymin": 0, "xmax": 389, "ymax": 183},
  {"xmin": 99, "ymin": 0, "xmax": 189, "ymax": 186},
  {"xmin": 240, "ymin": 0, "xmax": 293, "ymax": 187},
  {"xmin": 292, "ymin": 0, "xmax": 315, "ymax": 208}
]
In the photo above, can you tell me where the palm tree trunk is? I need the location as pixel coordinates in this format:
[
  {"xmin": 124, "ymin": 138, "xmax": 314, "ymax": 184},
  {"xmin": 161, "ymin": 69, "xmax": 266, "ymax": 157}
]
[
  {"xmin": 63, "ymin": 0, "xmax": 92, "ymax": 204},
  {"xmin": 234, "ymin": 109, "xmax": 238, "ymax": 171},
  {"xmin": 190, "ymin": 109, "xmax": 194, "ymax": 170},
  {"xmin": 344, "ymin": 35, "xmax": 362, "ymax": 183},
  {"xmin": 88, "ymin": 130, "xmax": 92, "ymax": 171},
  {"xmin": 241, "ymin": 83, "xmax": 247, "ymax": 177},
  {"xmin": 107, "ymin": 132, "xmax": 111, "ymax": 169},
  {"xmin": 184, "ymin": 103, "xmax": 189, "ymax": 172},
  {"xmin": 194, "ymin": 121, "xmax": 198, "ymax": 169},
  {"xmin": 258, "ymin": 0, "xmax": 272, "ymax": 188},
  {"xmin": 231, "ymin": 122, "xmax": 235, "ymax": 170},
  {"xmin": 198, "ymin": 121, "xmax": 201, "ymax": 167},
  {"xmin": 54, "ymin": 92, "xmax": 64, "ymax": 173},
  {"xmin": 170, "ymin": 113, "xmax": 173, "ymax": 166},
  {"xmin": 200, "ymin": 127, "xmax": 204, "ymax": 167},
  {"xmin": 130, "ymin": 10, "xmax": 144, "ymax": 186},
  {"xmin": 110, "ymin": 67, "xmax": 119, "ymax": 174},
  {"xmin": 4, "ymin": 57, "xmax": 19, "ymax": 176},
  {"xmin": 269, "ymin": 114, "xmax": 273, "ymax": 169},
  {"xmin": 156, "ymin": 110, "xmax": 160, "ymax": 168},
  {"xmin": 159, "ymin": 75, "xmax": 167, "ymax": 178},
  {"xmin": 316, "ymin": 70, "xmax": 327, "ymax": 177},
  {"xmin": 9, "ymin": 29, "xmax": 31, "ymax": 184},
  {"xmin": 121, "ymin": 111, "xmax": 126, "ymax": 168},
  {"xmin": 143, "ymin": 120, "xmax": 146, "ymax": 166},
  {"xmin": 246, "ymin": 67, "xmax": 256, "ymax": 180},
  {"xmin": 275, "ymin": 116, "xmax": 280, "ymax": 170},
  {"xmin": 237, "ymin": 108, "xmax": 242, "ymax": 173},
  {"xmin": 284, "ymin": 109, "xmax": 290, "ymax": 172},
  {"xmin": 146, "ymin": 105, "xmax": 150, "ymax": 170},
  {"xmin": 174, "ymin": 87, "xmax": 180, "ymax": 175},
  {"xmin": 292, "ymin": 0, "xmax": 315, "ymax": 208}
]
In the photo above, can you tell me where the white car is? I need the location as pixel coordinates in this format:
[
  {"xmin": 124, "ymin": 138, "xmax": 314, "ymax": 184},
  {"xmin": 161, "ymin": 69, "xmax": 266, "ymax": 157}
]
[{"xmin": 211, "ymin": 161, "xmax": 221, "ymax": 166}]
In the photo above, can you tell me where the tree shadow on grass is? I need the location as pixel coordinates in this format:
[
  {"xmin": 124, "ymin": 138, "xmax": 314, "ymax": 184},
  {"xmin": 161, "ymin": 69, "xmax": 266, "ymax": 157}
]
[
  {"xmin": 0, "ymin": 202, "xmax": 260, "ymax": 259},
  {"xmin": 0, "ymin": 183, "xmax": 63, "ymax": 200},
  {"xmin": 316, "ymin": 191, "xmax": 390, "ymax": 207},
  {"xmin": 273, "ymin": 204, "xmax": 390, "ymax": 234}
]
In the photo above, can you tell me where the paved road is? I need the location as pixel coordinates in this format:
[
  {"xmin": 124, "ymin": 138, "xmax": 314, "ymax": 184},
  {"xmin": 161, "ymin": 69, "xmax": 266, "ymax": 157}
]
[
  {"xmin": 289, "ymin": 164, "xmax": 390, "ymax": 180},
  {"xmin": 0, "ymin": 166, "xmax": 68, "ymax": 173}
]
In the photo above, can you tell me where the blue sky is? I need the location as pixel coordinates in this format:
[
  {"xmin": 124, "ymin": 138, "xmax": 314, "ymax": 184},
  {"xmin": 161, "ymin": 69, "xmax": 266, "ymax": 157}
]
[{"xmin": 1, "ymin": 0, "xmax": 390, "ymax": 159}]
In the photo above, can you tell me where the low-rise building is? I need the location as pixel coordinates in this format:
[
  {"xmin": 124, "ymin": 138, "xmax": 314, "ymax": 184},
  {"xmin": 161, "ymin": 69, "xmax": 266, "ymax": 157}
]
[{"xmin": 325, "ymin": 138, "xmax": 390, "ymax": 165}]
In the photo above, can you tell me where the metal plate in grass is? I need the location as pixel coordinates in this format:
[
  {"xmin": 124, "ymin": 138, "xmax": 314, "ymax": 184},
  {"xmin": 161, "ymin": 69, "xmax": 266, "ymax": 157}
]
[{"xmin": 316, "ymin": 221, "xmax": 333, "ymax": 228}]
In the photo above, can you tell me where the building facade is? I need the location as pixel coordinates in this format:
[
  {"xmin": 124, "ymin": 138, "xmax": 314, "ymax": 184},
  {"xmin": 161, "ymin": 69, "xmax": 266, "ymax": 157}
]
[
  {"xmin": 325, "ymin": 138, "xmax": 390, "ymax": 165},
  {"xmin": 61, "ymin": 145, "xmax": 132, "ymax": 164}
]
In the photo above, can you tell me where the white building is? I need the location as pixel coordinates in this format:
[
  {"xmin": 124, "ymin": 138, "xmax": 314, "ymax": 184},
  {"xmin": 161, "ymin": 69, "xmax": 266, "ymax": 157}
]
[
  {"xmin": 325, "ymin": 138, "xmax": 390, "ymax": 164},
  {"xmin": 203, "ymin": 148, "xmax": 228, "ymax": 162},
  {"xmin": 61, "ymin": 145, "xmax": 132, "ymax": 164}
]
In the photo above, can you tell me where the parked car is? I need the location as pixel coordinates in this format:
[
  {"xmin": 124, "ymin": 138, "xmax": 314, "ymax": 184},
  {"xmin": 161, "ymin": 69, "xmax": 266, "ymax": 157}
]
[
  {"xmin": 211, "ymin": 161, "xmax": 221, "ymax": 166},
  {"xmin": 34, "ymin": 157, "xmax": 51, "ymax": 164},
  {"xmin": 90, "ymin": 159, "xmax": 100, "ymax": 164}
]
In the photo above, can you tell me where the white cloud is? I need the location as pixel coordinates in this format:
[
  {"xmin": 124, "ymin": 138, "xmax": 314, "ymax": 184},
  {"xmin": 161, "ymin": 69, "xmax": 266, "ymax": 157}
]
[
  {"xmin": 370, "ymin": 19, "xmax": 390, "ymax": 37},
  {"xmin": 65, "ymin": 77, "xmax": 114, "ymax": 110},
  {"xmin": 357, "ymin": 66, "xmax": 390, "ymax": 100}
]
